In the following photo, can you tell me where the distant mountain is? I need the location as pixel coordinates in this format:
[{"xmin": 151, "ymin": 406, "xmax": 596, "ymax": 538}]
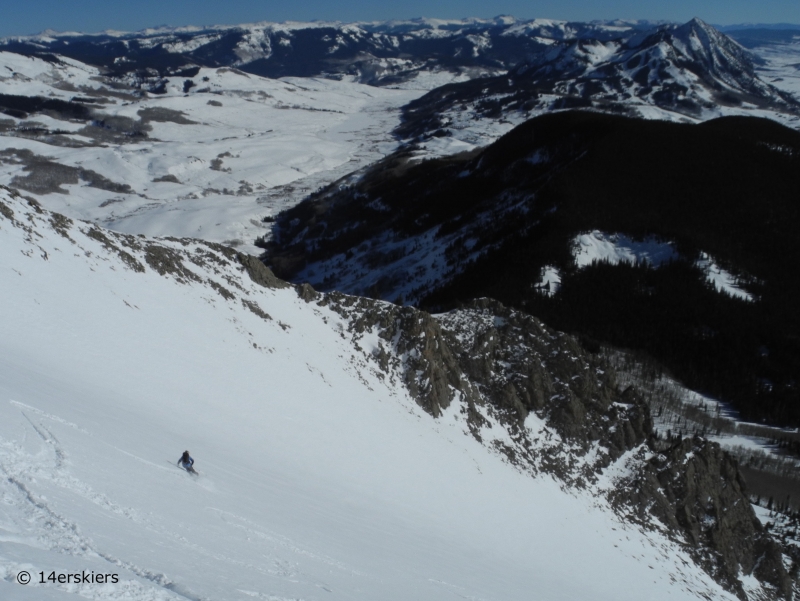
[
  {"xmin": 0, "ymin": 18, "xmax": 661, "ymax": 88},
  {"xmin": 397, "ymin": 18, "xmax": 799, "ymax": 143},
  {"xmin": 718, "ymin": 23, "xmax": 800, "ymax": 32},
  {"xmin": 266, "ymin": 110, "xmax": 800, "ymax": 429}
]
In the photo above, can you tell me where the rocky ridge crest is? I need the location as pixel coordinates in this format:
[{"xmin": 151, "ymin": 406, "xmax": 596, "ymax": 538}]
[{"xmin": 304, "ymin": 288, "xmax": 790, "ymax": 599}]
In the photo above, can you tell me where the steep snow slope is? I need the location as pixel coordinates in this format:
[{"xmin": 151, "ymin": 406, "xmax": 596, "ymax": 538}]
[{"xmin": 0, "ymin": 187, "xmax": 753, "ymax": 600}]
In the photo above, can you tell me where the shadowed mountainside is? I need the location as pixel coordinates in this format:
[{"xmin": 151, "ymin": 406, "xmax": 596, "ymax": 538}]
[{"xmin": 267, "ymin": 110, "xmax": 800, "ymax": 428}]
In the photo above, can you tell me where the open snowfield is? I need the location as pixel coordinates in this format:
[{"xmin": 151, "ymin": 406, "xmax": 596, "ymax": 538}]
[
  {"xmin": 0, "ymin": 55, "xmax": 424, "ymax": 255},
  {"xmin": 752, "ymin": 40, "xmax": 800, "ymax": 99},
  {"xmin": 571, "ymin": 231, "xmax": 753, "ymax": 301},
  {"xmin": 0, "ymin": 189, "xmax": 742, "ymax": 600}
]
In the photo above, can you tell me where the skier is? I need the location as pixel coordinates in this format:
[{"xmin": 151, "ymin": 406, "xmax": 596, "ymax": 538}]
[{"xmin": 178, "ymin": 450, "xmax": 197, "ymax": 475}]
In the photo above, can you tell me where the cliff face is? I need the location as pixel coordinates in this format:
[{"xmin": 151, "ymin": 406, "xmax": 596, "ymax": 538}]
[
  {"xmin": 611, "ymin": 436, "xmax": 790, "ymax": 599},
  {"xmin": 303, "ymin": 289, "xmax": 790, "ymax": 599}
]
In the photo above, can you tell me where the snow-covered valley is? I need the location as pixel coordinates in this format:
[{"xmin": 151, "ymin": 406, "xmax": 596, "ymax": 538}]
[
  {"xmin": 0, "ymin": 54, "xmax": 424, "ymax": 255},
  {"xmin": 2, "ymin": 18, "xmax": 800, "ymax": 257}
]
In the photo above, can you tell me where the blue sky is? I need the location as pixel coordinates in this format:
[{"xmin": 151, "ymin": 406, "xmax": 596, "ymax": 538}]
[{"xmin": 2, "ymin": 0, "xmax": 799, "ymax": 37}]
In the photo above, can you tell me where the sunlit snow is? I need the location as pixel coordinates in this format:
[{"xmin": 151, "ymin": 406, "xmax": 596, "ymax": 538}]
[
  {"xmin": 0, "ymin": 57, "xmax": 426, "ymax": 255},
  {"xmin": 695, "ymin": 251, "xmax": 754, "ymax": 301},
  {"xmin": 573, "ymin": 230, "xmax": 678, "ymax": 268},
  {"xmin": 569, "ymin": 232, "xmax": 754, "ymax": 302}
]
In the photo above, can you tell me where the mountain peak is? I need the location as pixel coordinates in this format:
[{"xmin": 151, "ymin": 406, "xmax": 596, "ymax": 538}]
[
  {"xmin": 673, "ymin": 16, "xmax": 728, "ymax": 43},
  {"xmin": 687, "ymin": 16, "xmax": 713, "ymax": 29}
]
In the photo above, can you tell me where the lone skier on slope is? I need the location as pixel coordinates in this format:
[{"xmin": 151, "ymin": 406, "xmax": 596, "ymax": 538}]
[{"xmin": 178, "ymin": 450, "xmax": 197, "ymax": 474}]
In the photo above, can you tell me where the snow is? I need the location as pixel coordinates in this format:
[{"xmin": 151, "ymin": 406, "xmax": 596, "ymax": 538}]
[
  {"xmin": 406, "ymin": 24, "xmax": 800, "ymax": 162},
  {"xmin": 383, "ymin": 67, "xmax": 500, "ymax": 91},
  {"xmin": 573, "ymin": 230, "xmax": 678, "ymax": 268},
  {"xmin": 751, "ymin": 40, "xmax": 800, "ymax": 99},
  {"xmin": 536, "ymin": 265, "xmax": 562, "ymax": 296},
  {"xmin": 569, "ymin": 232, "xmax": 754, "ymax": 302},
  {"xmin": 0, "ymin": 51, "xmax": 104, "ymax": 97},
  {"xmin": 0, "ymin": 189, "xmax": 743, "ymax": 601},
  {"xmin": 4, "ymin": 25, "xmax": 798, "ymax": 262},
  {"xmin": 695, "ymin": 251, "xmax": 754, "ymax": 301},
  {"xmin": 0, "ymin": 57, "xmax": 426, "ymax": 256},
  {"xmin": 709, "ymin": 434, "xmax": 779, "ymax": 453}
]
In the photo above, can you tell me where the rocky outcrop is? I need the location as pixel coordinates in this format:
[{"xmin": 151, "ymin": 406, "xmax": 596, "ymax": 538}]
[
  {"xmin": 313, "ymin": 293, "xmax": 647, "ymax": 476},
  {"xmin": 310, "ymin": 290, "xmax": 789, "ymax": 599},
  {"xmin": 316, "ymin": 291, "xmax": 475, "ymax": 419},
  {"xmin": 611, "ymin": 437, "xmax": 791, "ymax": 599},
  {"xmin": 237, "ymin": 252, "xmax": 290, "ymax": 289}
]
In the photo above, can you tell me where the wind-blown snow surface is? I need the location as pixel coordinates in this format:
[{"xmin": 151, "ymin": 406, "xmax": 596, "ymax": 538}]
[{"xmin": 0, "ymin": 189, "xmax": 740, "ymax": 600}]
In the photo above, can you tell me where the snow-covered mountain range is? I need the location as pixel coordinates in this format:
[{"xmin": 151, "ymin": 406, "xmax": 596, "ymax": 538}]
[
  {"xmin": 0, "ymin": 17, "xmax": 798, "ymax": 251},
  {"xmin": 0, "ymin": 17, "xmax": 661, "ymax": 86},
  {"xmin": 397, "ymin": 18, "xmax": 800, "ymax": 151},
  {"xmin": 1, "ymin": 17, "xmax": 798, "ymax": 251},
  {"xmin": 0, "ymin": 185, "xmax": 792, "ymax": 600}
]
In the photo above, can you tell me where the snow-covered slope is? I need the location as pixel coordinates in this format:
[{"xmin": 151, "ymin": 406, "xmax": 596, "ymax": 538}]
[
  {"xmin": 269, "ymin": 110, "xmax": 799, "ymax": 308},
  {"xmin": 1, "ymin": 186, "xmax": 785, "ymax": 599},
  {"xmin": 570, "ymin": 232, "xmax": 753, "ymax": 301},
  {"xmin": 513, "ymin": 17, "xmax": 786, "ymax": 109}
]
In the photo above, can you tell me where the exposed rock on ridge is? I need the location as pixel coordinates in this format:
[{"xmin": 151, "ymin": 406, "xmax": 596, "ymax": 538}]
[
  {"xmin": 308, "ymin": 287, "xmax": 790, "ymax": 598},
  {"xmin": 610, "ymin": 436, "xmax": 791, "ymax": 599}
]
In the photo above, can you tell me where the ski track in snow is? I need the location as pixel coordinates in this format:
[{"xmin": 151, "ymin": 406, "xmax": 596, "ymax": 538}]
[
  {"xmin": 0, "ymin": 400, "xmax": 319, "ymax": 601},
  {"xmin": 1, "ymin": 404, "xmax": 201, "ymax": 601}
]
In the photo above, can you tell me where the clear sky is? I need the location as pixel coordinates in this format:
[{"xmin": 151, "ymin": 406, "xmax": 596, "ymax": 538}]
[{"xmin": 2, "ymin": 0, "xmax": 799, "ymax": 37}]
